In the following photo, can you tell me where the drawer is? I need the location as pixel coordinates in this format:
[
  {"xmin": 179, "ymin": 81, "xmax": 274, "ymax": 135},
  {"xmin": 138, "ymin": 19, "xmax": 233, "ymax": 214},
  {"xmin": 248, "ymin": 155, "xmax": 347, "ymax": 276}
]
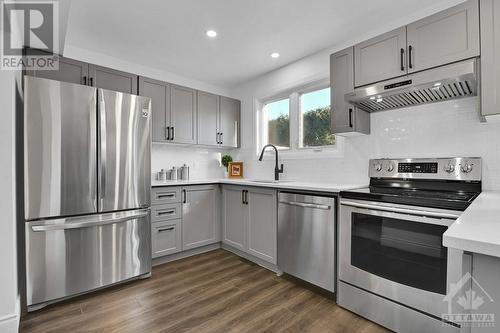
[
  {"xmin": 151, "ymin": 187, "xmax": 181, "ymax": 205},
  {"xmin": 152, "ymin": 219, "xmax": 182, "ymax": 258},
  {"xmin": 151, "ymin": 203, "xmax": 182, "ymax": 222}
]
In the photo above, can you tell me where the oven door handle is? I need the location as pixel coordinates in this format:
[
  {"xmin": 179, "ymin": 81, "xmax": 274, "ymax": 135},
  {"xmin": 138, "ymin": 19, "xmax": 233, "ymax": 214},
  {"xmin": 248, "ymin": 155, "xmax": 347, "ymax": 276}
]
[{"xmin": 340, "ymin": 200, "xmax": 461, "ymax": 219}]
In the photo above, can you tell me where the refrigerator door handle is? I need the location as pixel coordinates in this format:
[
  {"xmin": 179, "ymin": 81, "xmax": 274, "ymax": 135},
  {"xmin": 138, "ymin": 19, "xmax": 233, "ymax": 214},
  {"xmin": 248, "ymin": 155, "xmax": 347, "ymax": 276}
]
[
  {"xmin": 31, "ymin": 209, "xmax": 150, "ymax": 232},
  {"xmin": 98, "ymin": 92, "xmax": 107, "ymax": 209}
]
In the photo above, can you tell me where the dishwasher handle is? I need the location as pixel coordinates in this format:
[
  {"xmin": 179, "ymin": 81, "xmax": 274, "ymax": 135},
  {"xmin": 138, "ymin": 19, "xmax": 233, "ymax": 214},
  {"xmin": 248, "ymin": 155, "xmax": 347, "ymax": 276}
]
[{"xmin": 279, "ymin": 200, "xmax": 331, "ymax": 210}]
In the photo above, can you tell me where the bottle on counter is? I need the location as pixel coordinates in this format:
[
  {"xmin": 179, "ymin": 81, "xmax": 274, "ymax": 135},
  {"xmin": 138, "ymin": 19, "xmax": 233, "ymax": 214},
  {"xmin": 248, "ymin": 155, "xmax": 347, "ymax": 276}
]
[
  {"xmin": 158, "ymin": 169, "xmax": 166, "ymax": 181},
  {"xmin": 170, "ymin": 166, "xmax": 178, "ymax": 180},
  {"xmin": 181, "ymin": 164, "xmax": 190, "ymax": 180}
]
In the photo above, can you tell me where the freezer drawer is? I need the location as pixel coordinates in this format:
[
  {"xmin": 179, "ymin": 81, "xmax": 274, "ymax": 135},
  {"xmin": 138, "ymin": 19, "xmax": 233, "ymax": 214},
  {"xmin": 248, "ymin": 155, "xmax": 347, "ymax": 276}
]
[
  {"xmin": 278, "ymin": 192, "xmax": 336, "ymax": 292},
  {"xmin": 25, "ymin": 209, "xmax": 151, "ymax": 309}
]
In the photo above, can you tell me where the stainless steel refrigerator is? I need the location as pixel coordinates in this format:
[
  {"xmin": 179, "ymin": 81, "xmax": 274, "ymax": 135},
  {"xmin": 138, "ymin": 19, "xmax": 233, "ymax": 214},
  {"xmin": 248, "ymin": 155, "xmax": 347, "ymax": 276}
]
[{"xmin": 23, "ymin": 76, "xmax": 152, "ymax": 311}]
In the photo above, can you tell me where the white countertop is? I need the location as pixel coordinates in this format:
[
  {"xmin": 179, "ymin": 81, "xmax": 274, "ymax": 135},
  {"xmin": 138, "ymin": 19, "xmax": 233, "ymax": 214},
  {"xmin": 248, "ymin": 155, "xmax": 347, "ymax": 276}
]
[
  {"xmin": 151, "ymin": 178, "xmax": 367, "ymax": 193},
  {"xmin": 444, "ymin": 192, "xmax": 500, "ymax": 257}
]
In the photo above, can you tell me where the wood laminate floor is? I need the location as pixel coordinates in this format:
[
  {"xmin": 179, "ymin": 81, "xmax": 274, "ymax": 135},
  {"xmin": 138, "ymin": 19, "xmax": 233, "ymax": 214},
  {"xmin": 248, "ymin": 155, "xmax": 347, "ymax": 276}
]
[{"xmin": 20, "ymin": 249, "xmax": 391, "ymax": 333}]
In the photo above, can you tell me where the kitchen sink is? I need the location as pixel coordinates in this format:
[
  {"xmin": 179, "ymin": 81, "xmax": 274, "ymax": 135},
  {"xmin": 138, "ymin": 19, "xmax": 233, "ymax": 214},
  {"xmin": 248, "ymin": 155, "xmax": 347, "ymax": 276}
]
[{"xmin": 247, "ymin": 179, "xmax": 293, "ymax": 184}]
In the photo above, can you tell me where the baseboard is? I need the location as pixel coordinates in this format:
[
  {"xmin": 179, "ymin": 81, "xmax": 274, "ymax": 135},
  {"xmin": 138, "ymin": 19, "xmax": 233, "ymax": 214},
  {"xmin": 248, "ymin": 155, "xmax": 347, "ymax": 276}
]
[
  {"xmin": 221, "ymin": 243, "xmax": 280, "ymax": 274},
  {"xmin": 152, "ymin": 243, "xmax": 221, "ymax": 266},
  {"xmin": 0, "ymin": 296, "xmax": 20, "ymax": 333}
]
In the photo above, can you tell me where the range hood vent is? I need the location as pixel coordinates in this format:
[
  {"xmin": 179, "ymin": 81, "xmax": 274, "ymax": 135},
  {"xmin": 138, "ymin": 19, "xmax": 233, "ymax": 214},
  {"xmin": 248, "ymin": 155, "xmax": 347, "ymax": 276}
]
[{"xmin": 346, "ymin": 58, "xmax": 478, "ymax": 112}]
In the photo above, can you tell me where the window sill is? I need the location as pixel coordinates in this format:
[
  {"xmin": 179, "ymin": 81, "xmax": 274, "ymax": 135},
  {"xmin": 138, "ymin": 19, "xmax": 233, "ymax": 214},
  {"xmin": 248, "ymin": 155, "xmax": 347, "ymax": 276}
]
[{"xmin": 256, "ymin": 145, "xmax": 343, "ymax": 161}]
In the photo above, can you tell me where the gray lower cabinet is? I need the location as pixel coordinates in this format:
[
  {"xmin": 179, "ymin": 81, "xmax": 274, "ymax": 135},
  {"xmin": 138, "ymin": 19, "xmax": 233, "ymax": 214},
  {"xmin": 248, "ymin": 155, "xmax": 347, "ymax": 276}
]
[
  {"xmin": 222, "ymin": 185, "xmax": 247, "ymax": 251},
  {"xmin": 354, "ymin": 27, "xmax": 407, "ymax": 87},
  {"xmin": 246, "ymin": 188, "xmax": 277, "ymax": 264},
  {"xmin": 470, "ymin": 254, "xmax": 500, "ymax": 333},
  {"xmin": 182, "ymin": 185, "xmax": 220, "ymax": 250},
  {"xmin": 331, "ymin": 47, "xmax": 370, "ymax": 135},
  {"xmin": 222, "ymin": 185, "xmax": 277, "ymax": 264},
  {"xmin": 480, "ymin": 0, "xmax": 500, "ymax": 117},
  {"xmin": 219, "ymin": 97, "xmax": 241, "ymax": 148},
  {"xmin": 171, "ymin": 85, "xmax": 197, "ymax": 144},
  {"xmin": 139, "ymin": 77, "xmax": 171, "ymax": 142},
  {"xmin": 407, "ymin": 0, "xmax": 479, "ymax": 74},
  {"xmin": 88, "ymin": 64, "xmax": 138, "ymax": 94},
  {"xmin": 152, "ymin": 219, "xmax": 182, "ymax": 258}
]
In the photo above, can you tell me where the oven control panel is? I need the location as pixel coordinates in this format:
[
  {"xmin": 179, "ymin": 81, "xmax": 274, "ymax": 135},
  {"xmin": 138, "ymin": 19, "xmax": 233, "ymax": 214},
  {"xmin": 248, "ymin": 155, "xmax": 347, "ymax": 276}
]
[{"xmin": 369, "ymin": 158, "xmax": 482, "ymax": 181}]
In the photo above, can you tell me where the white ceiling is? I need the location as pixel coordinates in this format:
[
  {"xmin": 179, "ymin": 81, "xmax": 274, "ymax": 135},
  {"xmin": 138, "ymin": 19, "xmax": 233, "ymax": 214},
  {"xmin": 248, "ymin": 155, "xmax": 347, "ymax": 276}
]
[{"xmin": 65, "ymin": 0, "xmax": 462, "ymax": 87}]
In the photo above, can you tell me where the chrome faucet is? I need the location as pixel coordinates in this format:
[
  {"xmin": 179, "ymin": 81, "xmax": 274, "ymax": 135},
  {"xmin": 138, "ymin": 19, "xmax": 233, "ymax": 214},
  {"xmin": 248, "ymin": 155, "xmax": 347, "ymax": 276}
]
[{"xmin": 258, "ymin": 144, "xmax": 284, "ymax": 181}]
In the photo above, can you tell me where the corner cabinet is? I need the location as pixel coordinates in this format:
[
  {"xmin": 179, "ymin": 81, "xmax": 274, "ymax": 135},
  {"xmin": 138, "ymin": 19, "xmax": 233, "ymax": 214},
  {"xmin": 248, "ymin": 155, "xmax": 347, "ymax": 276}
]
[
  {"xmin": 480, "ymin": 0, "xmax": 500, "ymax": 117},
  {"xmin": 330, "ymin": 47, "xmax": 370, "ymax": 135},
  {"xmin": 222, "ymin": 185, "xmax": 277, "ymax": 264},
  {"xmin": 182, "ymin": 185, "xmax": 220, "ymax": 250},
  {"xmin": 219, "ymin": 97, "xmax": 241, "ymax": 148}
]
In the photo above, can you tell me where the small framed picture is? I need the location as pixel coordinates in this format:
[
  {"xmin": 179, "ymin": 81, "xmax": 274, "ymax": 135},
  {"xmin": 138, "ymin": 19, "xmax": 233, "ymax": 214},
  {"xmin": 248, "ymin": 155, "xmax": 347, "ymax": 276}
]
[{"xmin": 228, "ymin": 162, "xmax": 244, "ymax": 179}]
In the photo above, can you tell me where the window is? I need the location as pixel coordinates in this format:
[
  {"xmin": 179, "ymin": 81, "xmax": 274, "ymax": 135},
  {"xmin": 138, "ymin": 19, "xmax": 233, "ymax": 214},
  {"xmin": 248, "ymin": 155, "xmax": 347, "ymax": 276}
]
[
  {"xmin": 263, "ymin": 98, "xmax": 290, "ymax": 149},
  {"xmin": 300, "ymin": 87, "xmax": 334, "ymax": 147},
  {"xmin": 257, "ymin": 82, "xmax": 336, "ymax": 158}
]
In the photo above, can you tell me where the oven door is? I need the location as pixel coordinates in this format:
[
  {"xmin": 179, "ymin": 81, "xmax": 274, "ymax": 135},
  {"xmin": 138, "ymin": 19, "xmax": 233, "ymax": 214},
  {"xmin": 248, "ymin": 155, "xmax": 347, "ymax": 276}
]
[{"xmin": 339, "ymin": 199, "xmax": 471, "ymax": 318}]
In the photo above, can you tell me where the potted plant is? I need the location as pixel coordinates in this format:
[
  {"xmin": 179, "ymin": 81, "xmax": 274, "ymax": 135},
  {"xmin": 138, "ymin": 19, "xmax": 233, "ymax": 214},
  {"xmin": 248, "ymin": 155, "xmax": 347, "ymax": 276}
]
[{"xmin": 221, "ymin": 155, "xmax": 233, "ymax": 178}]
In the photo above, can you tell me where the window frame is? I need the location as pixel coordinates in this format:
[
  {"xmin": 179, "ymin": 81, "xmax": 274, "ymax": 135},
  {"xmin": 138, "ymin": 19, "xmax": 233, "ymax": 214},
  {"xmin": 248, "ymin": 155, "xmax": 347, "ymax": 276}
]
[
  {"xmin": 298, "ymin": 85, "xmax": 335, "ymax": 150},
  {"xmin": 256, "ymin": 79, "xmax": 339, "ymax": 160}
]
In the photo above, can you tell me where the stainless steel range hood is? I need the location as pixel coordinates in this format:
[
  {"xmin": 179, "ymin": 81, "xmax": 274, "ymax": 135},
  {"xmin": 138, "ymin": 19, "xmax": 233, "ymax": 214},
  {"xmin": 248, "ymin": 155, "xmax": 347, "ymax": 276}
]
[{"xmin": 345, "ymin": 58, "xmax": 478, "ymax": 112}]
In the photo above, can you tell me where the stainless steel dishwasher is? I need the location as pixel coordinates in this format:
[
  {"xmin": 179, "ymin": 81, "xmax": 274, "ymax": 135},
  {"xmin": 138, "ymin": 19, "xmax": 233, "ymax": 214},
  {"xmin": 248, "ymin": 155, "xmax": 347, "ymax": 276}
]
[{"xmin": 278, "ymin": 192, "xmax": 336, "ymax": 292}]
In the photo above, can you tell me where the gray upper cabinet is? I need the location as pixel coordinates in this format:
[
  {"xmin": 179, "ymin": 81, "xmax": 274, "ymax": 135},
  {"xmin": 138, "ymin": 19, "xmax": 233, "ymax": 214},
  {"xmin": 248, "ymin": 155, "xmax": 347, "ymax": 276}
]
[
  {"xmin": 331, "ymin": 47, "xmax": 370, "ymax": 135},
  {"xmin": 182, "ymin": 185, "xmax": 220, "ymax": 250},
  {"xmin": 197, "ymin": 91, "xmax": 220, "ymax": 146},
  {"xmin": 170, "ymin": 85, "xmax": 197, "ymax": 144},
  {"xmin": 219, "ymin": 96, "xmax": 241, "ymax": 148},
  {"xmin": 480, "ymin": 0, "xmax": 500, "ymax": 117},
  {"xmin": 139, "ymin": 77, "xmax": 171, "ymax": 142},
  {"xmin": 246, "ymin": 188, "xmax": 277, "ymax": 264},
  {"xmin": 24, "ymin": 50, "xmax": 89, "ymax": 85},
  {"xmin": 407, "ymin": 0, "xmax": 479, "ymax": 73},
  {"xmin": 88, "ymin": 64, "xmax": 138, "ymax": 94},
  {"xmin": 222, "ymin": 185, "xmax": 247, "ymax": 251},
  {"xmin": 354, "ymin": 27, "xmax": 407, "ymax": 87}
]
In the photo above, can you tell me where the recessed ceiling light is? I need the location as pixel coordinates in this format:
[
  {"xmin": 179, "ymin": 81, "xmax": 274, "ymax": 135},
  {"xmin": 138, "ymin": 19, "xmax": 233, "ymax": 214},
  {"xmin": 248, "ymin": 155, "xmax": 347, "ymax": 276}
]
[
  {"xmin": 206, "ymin": 30, "xmax": 217, "ymax": 38},
  {"xmin": 271, "ymin": 52, "xmax": 280, "ymax": 59}
]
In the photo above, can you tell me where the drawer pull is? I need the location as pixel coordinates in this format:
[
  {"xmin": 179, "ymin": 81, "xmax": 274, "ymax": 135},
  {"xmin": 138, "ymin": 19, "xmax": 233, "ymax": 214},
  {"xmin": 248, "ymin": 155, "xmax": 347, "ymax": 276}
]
[
  {"xmin": 157, "ymin": 210, "xmax": 175, "ymax": 216},
  {"xmin": 158, "ymin": 227, "xmax": 175, "ymax": 233},
  {"xmin": 157, "ymin": 193, "xmax": 175, "ymax": 199}
]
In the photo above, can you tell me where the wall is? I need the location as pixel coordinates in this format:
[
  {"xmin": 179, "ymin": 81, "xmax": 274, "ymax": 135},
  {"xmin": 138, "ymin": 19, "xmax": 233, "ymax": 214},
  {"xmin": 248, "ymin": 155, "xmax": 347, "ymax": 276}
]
[
  {"xmin": 230, "ymin": 0, "xmax": 500, "ymax": 190},
  {"xmin": 0, "ymin": 69, "xmax": 19, "ymax": 332},
  {"xmin": 151, "ymin": 144, "xmax": 236, "ymax": 180}
]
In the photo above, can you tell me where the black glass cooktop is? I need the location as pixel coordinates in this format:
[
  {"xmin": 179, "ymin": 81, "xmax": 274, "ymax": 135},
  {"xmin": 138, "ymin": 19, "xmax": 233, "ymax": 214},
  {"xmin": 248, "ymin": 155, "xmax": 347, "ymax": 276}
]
[{"xmin": 341, "ymin": 179, "xmax": 481, "ymax": 211}]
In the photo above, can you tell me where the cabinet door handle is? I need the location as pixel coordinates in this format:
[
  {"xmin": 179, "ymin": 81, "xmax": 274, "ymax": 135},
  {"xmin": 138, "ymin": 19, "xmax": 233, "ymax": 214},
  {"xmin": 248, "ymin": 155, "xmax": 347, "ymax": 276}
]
[
  {"xmin": 90, "ymin": 77, "xmax": 94, "ymax": 86},
  {"xmin": 400, "ymin": 48, "xmax": 405, "ymax": 71},
  {"xmin": 157, "ymin": 210, "xmax": 175, "ymax": 216},
  {"xmin": 171, "ymin": 127, "xmax": 175, "ymax": 141},
  {"xmin": 241, "ymin": 190, "xmax": 245, "ymax": 204},
  {"xmin": 83, "ymin": 76, "xmax": 87, "ymax": 85},
  {"xmin": 157, "ymin": 193, "xmax": 175, "ymax": 199},
  {"xmin": 408, "ymin": 45, "xmax": 413, "ymax": 69},
  {"xmin": 244, "ymin": 190, "xmax": 249, "ymax": 205},
  {"xmin": 220, "ymin": 132, "xmax": 223, "ymax": 145},
  {"xmin": 348, "ymin": 108, "xmax": 353, "ymax": 128},
  {"xmin": 158, "ymin": 227, "xmax": 175, "ymax": 233},
  {"xmin": 182, "ymin": 189, "xmax": 187, "ymax": 204},
  {"xmin": 166, "ymin": 127, "xmax": 170, "ymax": 140}
]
